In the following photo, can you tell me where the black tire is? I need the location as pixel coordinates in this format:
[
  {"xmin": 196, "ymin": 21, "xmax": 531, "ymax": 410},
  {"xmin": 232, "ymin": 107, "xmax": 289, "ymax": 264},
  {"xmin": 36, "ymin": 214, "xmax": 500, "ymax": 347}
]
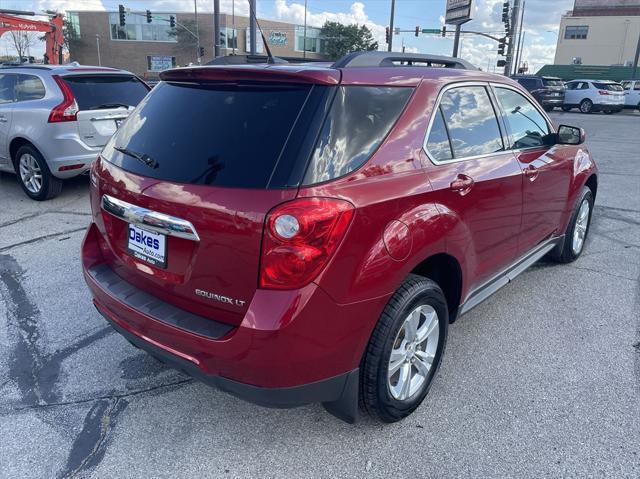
[
  {"xmin": 579, "ymin": 99, "xmax": 593, "ymax": 114},
  {"xmin": 360, "ymin": 275, "xmax": 448, "ymax": 422},
  {"xmin": 561, "ymin": 106, "xmax": 572, "ymax": 112},
  {"xmin": 543, "ymin": 105, "xmax": 554, "ymax": 112},
  {"xmin": 13, "ymin": 144, "xmax": 62, "ymax": 201},
  {"xmin": 604, "ymin": 110, "xmax": 614, "ymax": 115},
  {"xmin": 550, "ymin": 186, "xmax": 594, "ymax": 263}
]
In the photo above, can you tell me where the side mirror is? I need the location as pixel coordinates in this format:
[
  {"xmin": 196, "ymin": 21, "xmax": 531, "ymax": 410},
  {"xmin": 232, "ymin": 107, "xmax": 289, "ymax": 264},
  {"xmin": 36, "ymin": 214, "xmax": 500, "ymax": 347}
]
[{"xmin": 557, "ymin": 125, "xmax": 586, "ymax": 145}]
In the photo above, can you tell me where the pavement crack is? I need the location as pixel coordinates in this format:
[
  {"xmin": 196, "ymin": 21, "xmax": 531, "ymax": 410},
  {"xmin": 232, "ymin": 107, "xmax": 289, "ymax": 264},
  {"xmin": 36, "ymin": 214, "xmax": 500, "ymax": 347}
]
[
  {"xmin": 0, "ymin": 228, "xmax": 87, "ymax": 253},
  {"xmin": 566, "ymin": 263, "xmax": 639, "ymax": 282}
]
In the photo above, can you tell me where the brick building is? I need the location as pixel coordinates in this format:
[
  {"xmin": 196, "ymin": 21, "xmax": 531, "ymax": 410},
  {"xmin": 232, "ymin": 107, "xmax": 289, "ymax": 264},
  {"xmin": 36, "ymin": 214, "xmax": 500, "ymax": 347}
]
[{"xmin": 67, "ymin": 10, "xmax": 330, "ymax": 80}]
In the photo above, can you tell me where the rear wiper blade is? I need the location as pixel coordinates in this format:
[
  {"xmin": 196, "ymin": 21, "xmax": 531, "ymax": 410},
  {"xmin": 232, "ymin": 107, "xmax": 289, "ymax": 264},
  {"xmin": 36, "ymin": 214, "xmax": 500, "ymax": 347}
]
[
  {"xmin": 89, "ymin": 103, "xmax": 131, "ymax": 110},
  {"xmin": 114, "ymin": 146, "xmax": 159, "ymax": 169}
]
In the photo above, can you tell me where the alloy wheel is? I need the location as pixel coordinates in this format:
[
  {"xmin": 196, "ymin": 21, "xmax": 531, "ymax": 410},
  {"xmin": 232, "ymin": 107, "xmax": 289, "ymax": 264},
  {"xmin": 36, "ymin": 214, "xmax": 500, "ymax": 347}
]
[
  {"xmin": 388, "ymin": 304, "xmax": 439, "ymax": 401},
  {"xmin": 572, "ymin": 199, "xmax": 590, "ymax": 255},
  {"xmin": 18, "ymin": 154, "xmax": 43, "ymax": 194}
]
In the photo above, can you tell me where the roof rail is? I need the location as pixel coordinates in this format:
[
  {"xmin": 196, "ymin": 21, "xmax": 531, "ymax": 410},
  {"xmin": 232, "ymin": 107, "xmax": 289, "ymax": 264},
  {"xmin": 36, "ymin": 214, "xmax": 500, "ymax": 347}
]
[
  {"xmin": 206, "ymin": 55, "xmax": 289, "ymax": 66},
  {"xmin": 332, "ymin": 51, "xmax": 477, "ymax": 70}
]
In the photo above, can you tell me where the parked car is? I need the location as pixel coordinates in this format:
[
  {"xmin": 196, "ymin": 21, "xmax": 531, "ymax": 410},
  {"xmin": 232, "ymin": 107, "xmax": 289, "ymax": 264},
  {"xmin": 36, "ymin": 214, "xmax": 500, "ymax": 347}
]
[
  {"xmin": 621, "ymin": 79, "xmax": 640, "ymax": 111},
  {"xmin": 562, "ymin": 79, "xmax": 625, "ymax": 114},
  {"xmin": 511, "ymin": 75, "xmax": 565, "ymax": 111},
  {"xmin": 0, "ymin": 64, "xmax": 150, "ymax": 200},
  {"xmin": 82, "ymin": 52, "xmax": 598, "ymax": 423}
]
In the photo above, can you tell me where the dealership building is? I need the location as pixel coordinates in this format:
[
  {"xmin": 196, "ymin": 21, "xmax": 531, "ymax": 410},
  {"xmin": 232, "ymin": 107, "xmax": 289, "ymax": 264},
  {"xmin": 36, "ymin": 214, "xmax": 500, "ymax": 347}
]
[
  {"xmin": 67, "ymin": 10, "xmax": 330, "ymax": 79},
  {"xmin": 554, "ymin": 0, "xmax": 640, "ymax": 66}
]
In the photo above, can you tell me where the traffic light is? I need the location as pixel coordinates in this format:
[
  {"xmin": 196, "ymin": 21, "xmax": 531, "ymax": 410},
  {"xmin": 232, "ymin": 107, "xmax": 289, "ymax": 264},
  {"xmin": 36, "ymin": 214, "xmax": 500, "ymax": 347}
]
[
  {"xmin": 146, "ymin": 10, "xmax": 152, "ymax": 23},
  {"xmin": 169, "ymin": 15, "xmax": 176, "ymax": 28},
  {"xmin": 497, "ymin": 59, "xmax": 507, "ymax": 67},
  {"xmin": 118, "ymin": 4, "xmax": 126, "ymax": 27},
  {"xmin": 415, "ymin": 26, "xmax": 420, "ymax": 37},
  {"xmin": 198, "ymin": 46, "xmax": 205, "ymax": 57},
  {"xmin": 498, "ymin": 37, "xmax": 507, "ymax": 55},
  {"xmin": 502, "ymin": 1, "xmax": 510, "ymax": 23},
  {"xmin": 441, "ymin": 26, "xmax": 447, "ymax": 37},
  {"xmin": 385, "ymin": 26, "xmax": 390, "ymax": 44}
]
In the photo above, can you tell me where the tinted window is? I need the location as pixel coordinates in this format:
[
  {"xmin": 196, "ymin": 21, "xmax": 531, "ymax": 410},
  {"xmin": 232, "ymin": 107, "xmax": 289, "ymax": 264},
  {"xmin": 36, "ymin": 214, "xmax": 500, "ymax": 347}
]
[
  {"xmin": 542, "ymin": 78, "xmax": 564, "ymax": 87},
  {"xmin": 439, "ymin": 86, "xmax": 503, "ymax": 158},
  {"xmin": 594, "ymin": 82, "xmax": 623, "ymax": 92},
  {"xmin": 62, "ymin": 75, "xmax": 149, "ymax": 110},
  {"xmin": 15, "ymin": 74, "xmax": 45, "ymax": 101},
  {"xmin": 0, "ymin": 74, "xmax": 16, "ymax": 103},
  {"xmin": 303, "ymin": 86, "xmax": 412, "ymax": 184},
  {"xmin": 635, "ymin": 83, "xmax": 640, "ymax": 91},
  {"xmin": 104, "ymin": 82, "xmax": 314, "ymax": 188},
  {"xmin": 622, "ymin": 82, "xmax": 631, "ymax": 90},
  {"xmin": 517, "ymin": 79, "xmax": 537, "ymax": 90},
  {"xmin": 565, "ymin": 82, "xmax": 577, "ymax": 90},
  {"xmin": 495, "ymin": 88, "xmax": 550, "ymax": 149},
  {"xmin": 426, "ymin": 107, "xmax": 453, "ymax": 162}
]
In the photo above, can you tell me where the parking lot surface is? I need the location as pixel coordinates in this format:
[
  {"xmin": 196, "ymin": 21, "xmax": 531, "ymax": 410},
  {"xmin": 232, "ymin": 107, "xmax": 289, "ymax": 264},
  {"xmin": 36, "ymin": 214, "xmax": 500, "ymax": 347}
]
[{"xmin": 1, "ymin": 111, "xmax": 639, "ymax": 478}]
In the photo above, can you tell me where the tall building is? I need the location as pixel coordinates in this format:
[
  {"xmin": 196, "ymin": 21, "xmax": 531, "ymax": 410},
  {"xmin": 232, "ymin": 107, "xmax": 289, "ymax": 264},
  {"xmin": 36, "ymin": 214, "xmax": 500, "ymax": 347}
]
[
  {"xmin": 67, "ymin": 10, "xmax": 330, "ymax": 79},
  {"xmin": 554, "ymin": 0, "xmax": 640, "ymax": 66}
]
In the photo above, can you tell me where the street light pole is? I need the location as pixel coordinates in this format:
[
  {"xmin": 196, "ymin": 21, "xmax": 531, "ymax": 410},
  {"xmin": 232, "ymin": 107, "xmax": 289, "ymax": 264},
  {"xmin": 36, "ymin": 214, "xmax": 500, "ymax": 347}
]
[
  {"xmin": 214, "ymin": 0, "xmax": 220, "ymax": 58},
  {"xmin": 303, "ymin": 0, "xmax": 308, "ymax": 59},
  {"xmin": 633, "ymin": 31, "xmax": 640, "ymax": 79},
  {"xmin": 249, "ymin": 0, "xmax": 257, "ymax": 55},
  {"xmin": 95, "ymin": 34, "xmax": 101, "ymax": 66},
  {"xmin": 194, "ymin": 0, "xmax": 201, "ymax": 64},
  {"xmin": 388, "ymin": 0, "xmax": 396, "ymax": 52}
]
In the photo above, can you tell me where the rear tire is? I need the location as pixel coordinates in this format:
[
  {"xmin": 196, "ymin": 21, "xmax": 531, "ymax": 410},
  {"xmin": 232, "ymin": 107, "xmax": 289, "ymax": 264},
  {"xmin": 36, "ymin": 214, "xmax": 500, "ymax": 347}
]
[
  {"xmin": 544, "ymin": 105, "xmax": 554, "ymax": 112},
  {"xmin": 360, "ymin": 275, "xmax": 448, "ymax": 423},
  {"xmin": 561, "ymin": 106, "xmax": 572, "ymax": 112},
  {"xmin": 550, "ymin": 186, "xmax": 594, "ymax": 263},
  {"xmin": 579, "ymin": 99, "xmax": 593, "ymax": 114},
  {"xmin": 13, "ymin": 144, "xmax": 62, "ymax": 201}
]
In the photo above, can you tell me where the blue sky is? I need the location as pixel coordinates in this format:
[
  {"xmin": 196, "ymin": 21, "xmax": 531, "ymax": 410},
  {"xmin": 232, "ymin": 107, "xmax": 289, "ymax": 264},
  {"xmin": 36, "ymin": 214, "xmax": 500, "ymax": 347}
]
[{"xmin": 0, "ymin": 0, "xmax": 574, "ymax": 72}]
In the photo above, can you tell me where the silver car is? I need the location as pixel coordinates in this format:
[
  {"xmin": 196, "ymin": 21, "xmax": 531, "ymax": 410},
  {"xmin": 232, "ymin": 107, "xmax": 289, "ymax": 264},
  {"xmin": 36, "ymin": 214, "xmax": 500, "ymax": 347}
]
[{"xmin": 0, "ymin": 63, "xmax": 149, "ymax": 200}]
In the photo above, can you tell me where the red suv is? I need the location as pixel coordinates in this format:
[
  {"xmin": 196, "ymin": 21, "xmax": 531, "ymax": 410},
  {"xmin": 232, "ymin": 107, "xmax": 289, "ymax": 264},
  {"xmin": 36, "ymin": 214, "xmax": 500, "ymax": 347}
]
[{"xmin": 82, "ymin": 52, "xmax": 597, "ymax": 423}]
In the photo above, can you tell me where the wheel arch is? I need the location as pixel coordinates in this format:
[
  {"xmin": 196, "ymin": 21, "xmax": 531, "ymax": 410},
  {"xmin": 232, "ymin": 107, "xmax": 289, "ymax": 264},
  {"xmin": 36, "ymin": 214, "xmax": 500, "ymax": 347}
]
[
  {"xmin": 585, "ymin": 173, "xmax": 598, "ymax": 199},
  {"xmin": 9, "ymin": 137, "xmax": 40, "ymax": 166},
  {"xmin": 410, "ymin": 253, "xmax": 463, "ymax": 323}
]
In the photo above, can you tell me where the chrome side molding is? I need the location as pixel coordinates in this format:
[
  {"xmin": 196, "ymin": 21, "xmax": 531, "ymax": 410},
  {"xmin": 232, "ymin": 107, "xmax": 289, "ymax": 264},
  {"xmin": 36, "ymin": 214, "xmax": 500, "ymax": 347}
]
[{"xmin": 101, "ymin": 194, "xmax": 200, "ymax": 242}]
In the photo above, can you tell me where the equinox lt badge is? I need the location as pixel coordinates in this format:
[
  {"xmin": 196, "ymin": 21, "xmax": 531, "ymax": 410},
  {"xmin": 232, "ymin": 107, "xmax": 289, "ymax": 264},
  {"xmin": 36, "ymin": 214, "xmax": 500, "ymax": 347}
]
[{"xmin": 195, "ymin": 289, "xmax": 246, "ymax": 307}]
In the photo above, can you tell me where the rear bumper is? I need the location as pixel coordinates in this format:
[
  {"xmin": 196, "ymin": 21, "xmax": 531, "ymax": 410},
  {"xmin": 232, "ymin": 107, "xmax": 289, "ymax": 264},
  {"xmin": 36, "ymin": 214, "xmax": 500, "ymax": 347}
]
[{"xmin": 82, "ymin": 222, "xmax": 388, "ymax": 419}]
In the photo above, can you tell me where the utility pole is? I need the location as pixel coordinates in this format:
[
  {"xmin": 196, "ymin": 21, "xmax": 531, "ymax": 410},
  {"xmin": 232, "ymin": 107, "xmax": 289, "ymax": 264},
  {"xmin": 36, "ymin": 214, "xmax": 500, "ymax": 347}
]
[
  {"xmin": 633, "ymin": 31, "xmax": 640, "ymax": 79},
  {"xmin": 214, "ymin": 0, "xmax": 220, "ymax": 58},
  {"xmin": 388, "ymin": 0, "xmax": 396, "ymax": 52},
  {"xmin": 249, "ymin": 0, "xmax": 257, "ymax": 55},
  {"xmin": 303, "ymin": 0, "xmax": 307, "ymax": 59},
  {"xmin": 504, "ymin": 0, "xmax": 521, "ymax": 76},
  {"xmin": 95, "ymin": 34, "xmax": 101, "ymax": 66},
  {"xmin": 514, "ymin": 0, "xmax": 525, "ymax": 74},
  {"xmin": 452, "ymin": 25, "xmax": 462, "ymax": 57},
  {"xmin": 194, "ymin": 0, "xmax": 201, "ymax": 64}
]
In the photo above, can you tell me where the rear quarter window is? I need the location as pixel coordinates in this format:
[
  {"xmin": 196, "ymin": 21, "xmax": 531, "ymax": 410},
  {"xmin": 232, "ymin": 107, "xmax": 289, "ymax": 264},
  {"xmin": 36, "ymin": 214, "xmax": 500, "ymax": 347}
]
[{"xmin": 302, "ymin": 86, "xmax": 412, "ymax": 184}]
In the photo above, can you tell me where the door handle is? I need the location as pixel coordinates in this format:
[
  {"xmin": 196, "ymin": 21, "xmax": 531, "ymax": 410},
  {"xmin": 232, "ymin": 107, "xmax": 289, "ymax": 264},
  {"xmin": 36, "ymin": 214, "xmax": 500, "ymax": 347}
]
[
  {"xmin": 450, "ymin": 174, "xmax": 474, "ymax": 196},
  {"xmin": 523, "ymin": 165, "xmax": 539, "ymax": 181},
  {"xmin": 0, "ymin": 116, "xmax": 7, "ymax": 123}
]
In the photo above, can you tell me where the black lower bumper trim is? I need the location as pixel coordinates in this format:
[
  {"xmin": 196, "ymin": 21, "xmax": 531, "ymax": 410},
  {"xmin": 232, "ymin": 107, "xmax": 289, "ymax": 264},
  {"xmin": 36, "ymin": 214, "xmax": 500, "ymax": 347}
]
[{"xmin": 97, "ymin": 306, "xmax": 359, "ymax": 422}]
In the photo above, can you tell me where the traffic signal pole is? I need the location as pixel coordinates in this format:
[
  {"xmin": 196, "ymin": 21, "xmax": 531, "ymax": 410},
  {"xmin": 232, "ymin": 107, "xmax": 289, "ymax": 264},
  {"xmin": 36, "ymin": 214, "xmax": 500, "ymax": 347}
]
[
  {"xmin": 214, "ymin": 0, "xmax": 220, "ymax": 58},
  {"xmin": 388, "ymin": 0, "xmax": 396, "ymax": 52},
  {"xmin": 452, "ymin": 24, "xmax": 462, "ymax": 58},
  {"xmin": 504, "ymin": 0, "xmax": 521, "ymax": 75}
]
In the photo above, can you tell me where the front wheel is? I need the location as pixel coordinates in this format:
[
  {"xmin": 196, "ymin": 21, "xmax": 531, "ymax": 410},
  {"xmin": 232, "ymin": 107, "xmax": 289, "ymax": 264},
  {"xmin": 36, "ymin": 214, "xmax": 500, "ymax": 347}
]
[
  {"xmin": 14, "ymin": 145, "xmax": 62, "ymax": 201},
  {"xmin": 360, "ymin": 275, "xmax": 448, "ymax": 422},
  {"xmin": 580, "ymin": 99, "xmax": 593, "ymax": 114},
  {"xmin": 550, "ymin": 186, "xmax": 594, "ymax": 263}
]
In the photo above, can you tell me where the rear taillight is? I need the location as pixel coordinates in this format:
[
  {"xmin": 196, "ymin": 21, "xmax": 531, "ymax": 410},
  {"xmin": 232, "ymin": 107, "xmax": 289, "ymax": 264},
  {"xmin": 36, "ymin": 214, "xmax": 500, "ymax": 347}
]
[
  {"xmin": 259, "ymin": 198, "xmax": 354, "ymax": 290},
  {"xmin": 48, "ymin": 75, "xmax": 79, "ymax": 122},
  {"xmin": 598, "ymin": 90, "xmax": 610, "ymax": 96}
]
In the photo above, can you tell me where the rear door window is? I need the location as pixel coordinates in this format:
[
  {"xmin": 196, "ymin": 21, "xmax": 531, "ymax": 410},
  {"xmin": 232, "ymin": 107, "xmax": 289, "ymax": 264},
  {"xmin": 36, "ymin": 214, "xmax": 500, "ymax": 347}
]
[
  {"xmin": 594, "ymin": 82, "xmax": 623, "ymax": 92},
  {"xmin": 425, "ymin": 107, "xmax": 453, "ymax": 162},
  {"xmin": 104, "ymin": 81, "xmax": 318, "ymax": 188},
  {"xmin": 494, "ymin": 87, "xmax": 550, "ymax": 149},
  {"xmin": 15, "ymin": 74, "xmax": 45, "ymax": 101},
  {"xmin": 303, "ymin": 86, "xmax": 412, "ymax": 184},
  {"xmin": 438, "ymin": 86, "xmax": 504, "ymax": 159},
  {"xmin": 62, "ymin": 74, "xmax": 149, "ymax": 110},
  {"xmin": 0, "ymin": 74, "xmax": 16, "ymax": 103}
]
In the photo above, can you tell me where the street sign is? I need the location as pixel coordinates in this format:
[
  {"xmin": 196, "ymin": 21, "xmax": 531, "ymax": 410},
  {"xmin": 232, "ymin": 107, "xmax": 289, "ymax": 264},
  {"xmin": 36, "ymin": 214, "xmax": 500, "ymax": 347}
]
[
  {"xmin": 421, "ymin": 29, "xmax": 441, "ymax": 34},
  {"xmin": 445, "ymin": 0, "xmax": 473, "ymax": 26}
]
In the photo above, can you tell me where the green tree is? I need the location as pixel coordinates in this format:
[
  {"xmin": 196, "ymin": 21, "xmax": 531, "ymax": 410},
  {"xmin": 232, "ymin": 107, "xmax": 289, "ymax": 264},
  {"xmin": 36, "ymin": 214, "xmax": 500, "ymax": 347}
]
[
  {"xmin": 168, "ymin": 19, "xmax": 198, "ymax": 58},
  {"xmin": 320, "ymin": 21, "xmax": 378, "ymax": 61},
  {"xmin": 63, "ymin": 18, "xmax": 84, "ymax": 55}
]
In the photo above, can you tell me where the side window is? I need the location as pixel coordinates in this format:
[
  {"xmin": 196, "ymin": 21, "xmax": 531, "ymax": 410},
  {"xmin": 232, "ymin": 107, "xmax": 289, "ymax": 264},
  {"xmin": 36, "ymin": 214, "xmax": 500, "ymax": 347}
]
[
  {"xmin": 0, "ymin": 74, "xmax": 16, "ymax": 104},
  {"xmin": 494, "ymin": 87, "xmax": 550, "ymax": 150},
  {"xmin": 439, "ymin": 86, "xmax": 503, "ymax": 159},
  {"xmin": 15, "ymin": 74, "xmax": 45, "ymax": 102},
  {"xmin": 518, "ymin": 79, "xmax": 535, "ymax": 90},
  {"xmin": 565, "ymin": 82, "xmax": 576, "ymax": 90},
  {"xmin": 425, "ymin": 107, "xmax": 453, "ymax": 162},
  {"xmin": 634, "ymin": 82, "xmax": 640, "ymax": 91},
  {"xmin": 622, "ymin": 82, "xmax": 631, "ymax": 90},
  {"xmin": 580, "ymin": 82, "xmax": 590, "ymax": 90}
]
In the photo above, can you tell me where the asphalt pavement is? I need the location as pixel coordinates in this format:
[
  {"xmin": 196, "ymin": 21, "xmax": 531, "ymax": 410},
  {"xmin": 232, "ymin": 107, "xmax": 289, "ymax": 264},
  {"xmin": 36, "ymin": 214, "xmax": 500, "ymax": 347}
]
[{"xmin": 0, "ymin": 110, "xmax": 639, "ymax": 479}]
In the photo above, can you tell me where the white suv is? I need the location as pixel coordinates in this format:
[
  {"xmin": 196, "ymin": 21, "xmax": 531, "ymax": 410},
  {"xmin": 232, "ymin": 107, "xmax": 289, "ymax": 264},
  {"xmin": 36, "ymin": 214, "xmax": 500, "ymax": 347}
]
[
  {"xmin": 562, "ymin": 79, "xmax": 625, "ymax": 114},
  {"xmin": 0, "ymin": 64, "xmax": 149, "ymax": 200},
  {"xmin": 621, "ymin": 80, "xmax": 640, "ymax": 111}
]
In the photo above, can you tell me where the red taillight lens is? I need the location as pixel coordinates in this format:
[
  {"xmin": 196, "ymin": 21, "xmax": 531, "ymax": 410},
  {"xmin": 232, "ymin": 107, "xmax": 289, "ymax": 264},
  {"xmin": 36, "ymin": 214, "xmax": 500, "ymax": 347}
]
[
  {"xmin": 598, "ymin": 90, "xmax": 610, "ymax": 96},
  {"xmin": 48, "ymin": 75, "xmax": 79, "ymax": 122},
  {"xmin": 259, "ymin": 197, "xmax": 355, "ymax": 290}
]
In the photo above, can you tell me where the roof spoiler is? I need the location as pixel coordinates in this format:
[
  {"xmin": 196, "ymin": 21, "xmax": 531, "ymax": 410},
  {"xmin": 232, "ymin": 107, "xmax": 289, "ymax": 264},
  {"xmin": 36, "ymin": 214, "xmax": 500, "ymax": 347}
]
[
  {"xmin": 332, "ymin": 51, "xmax": 478, "ymax": 70},
  {"xmin": 206, "ymin": 55, "xmax": 288, "ymax": 66}
]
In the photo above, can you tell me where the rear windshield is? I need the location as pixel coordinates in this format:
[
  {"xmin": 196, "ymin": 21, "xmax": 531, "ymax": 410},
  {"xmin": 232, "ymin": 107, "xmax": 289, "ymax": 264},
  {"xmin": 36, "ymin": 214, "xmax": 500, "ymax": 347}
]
[
  {"xmin": 103, "ymin": 81, "xmax": 413, "ymax": 189},
  {"xmin": 593, "ymin": 82, "xmax": 623, "ymax": 91},
  {"xmin": 63, "ymin": 74, "xmax": 149, "ymax": 110},
  {"xmin": 103, "ymin": 82, "xmax": 315, "ymax": 188},
  {"xmin": 542, "ymin": 79, "xmax": 564, "ymax": 87}
]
